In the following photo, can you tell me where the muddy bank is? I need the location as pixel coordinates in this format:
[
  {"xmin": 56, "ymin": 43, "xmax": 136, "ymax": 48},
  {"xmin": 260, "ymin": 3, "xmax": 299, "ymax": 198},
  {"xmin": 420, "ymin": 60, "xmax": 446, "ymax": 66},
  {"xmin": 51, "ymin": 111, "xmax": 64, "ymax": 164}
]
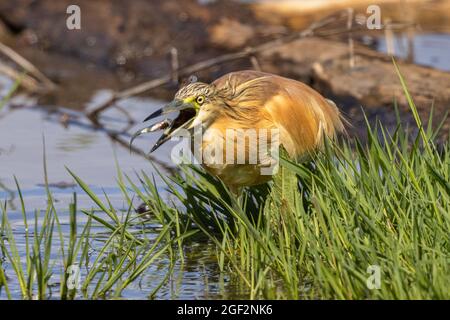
[{"xmin": 0, "ymin": 0, "xmax": 448, "ymax": 140}]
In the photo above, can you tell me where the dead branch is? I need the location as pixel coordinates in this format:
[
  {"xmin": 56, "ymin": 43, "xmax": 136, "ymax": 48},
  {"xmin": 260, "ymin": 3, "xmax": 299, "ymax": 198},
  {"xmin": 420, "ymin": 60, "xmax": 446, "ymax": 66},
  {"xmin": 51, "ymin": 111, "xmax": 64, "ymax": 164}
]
[{"xmin": 0, "ymin": 41, "xmax": 56, "ymax": 92}]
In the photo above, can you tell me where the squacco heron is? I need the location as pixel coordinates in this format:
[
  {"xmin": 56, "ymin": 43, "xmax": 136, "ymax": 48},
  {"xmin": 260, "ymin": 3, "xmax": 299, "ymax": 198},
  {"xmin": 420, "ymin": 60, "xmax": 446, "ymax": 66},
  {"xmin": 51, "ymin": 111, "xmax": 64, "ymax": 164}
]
[{"xmin": 132, "ymin": 70, "xmax": 345, "ymax": 192}]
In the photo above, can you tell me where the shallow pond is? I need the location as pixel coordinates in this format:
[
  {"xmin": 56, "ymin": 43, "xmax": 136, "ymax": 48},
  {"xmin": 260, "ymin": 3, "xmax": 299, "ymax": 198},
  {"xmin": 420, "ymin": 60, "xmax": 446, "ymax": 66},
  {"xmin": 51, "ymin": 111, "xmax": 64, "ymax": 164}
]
[{"xmin": 0, "ymin": 78, "xmax": 250, "ymax": 299}]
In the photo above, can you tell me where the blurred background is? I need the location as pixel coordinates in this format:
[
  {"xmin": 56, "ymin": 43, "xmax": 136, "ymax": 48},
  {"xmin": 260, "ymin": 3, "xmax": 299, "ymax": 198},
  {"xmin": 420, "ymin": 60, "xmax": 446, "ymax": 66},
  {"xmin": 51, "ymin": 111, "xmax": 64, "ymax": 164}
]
[{"xmin": 0, "ymin": 0, "xmax": 449, "ymax": 208}]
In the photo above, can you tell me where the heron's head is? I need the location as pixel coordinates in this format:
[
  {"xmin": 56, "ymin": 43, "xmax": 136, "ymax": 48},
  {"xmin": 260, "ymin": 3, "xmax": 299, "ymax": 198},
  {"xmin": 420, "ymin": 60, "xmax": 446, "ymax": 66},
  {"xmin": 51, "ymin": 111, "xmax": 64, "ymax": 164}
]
[{"xmin": 132, "ymin": 82, "xmax": 218, "ymax": 153}]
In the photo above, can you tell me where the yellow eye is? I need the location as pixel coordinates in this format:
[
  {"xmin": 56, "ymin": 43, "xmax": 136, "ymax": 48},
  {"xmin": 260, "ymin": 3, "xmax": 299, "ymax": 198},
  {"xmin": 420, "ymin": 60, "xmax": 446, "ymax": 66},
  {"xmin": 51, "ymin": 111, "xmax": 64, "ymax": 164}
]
[{"xmin": 196, "ymin": 96, "xmax": 205, "ymax": 105}]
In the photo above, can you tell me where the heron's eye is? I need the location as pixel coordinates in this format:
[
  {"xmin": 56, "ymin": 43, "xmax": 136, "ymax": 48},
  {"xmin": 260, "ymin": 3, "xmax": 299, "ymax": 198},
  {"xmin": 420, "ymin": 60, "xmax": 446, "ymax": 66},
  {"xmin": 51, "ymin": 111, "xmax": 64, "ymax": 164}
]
[{"xmin": 196, "ymin": 95, "xmax": 205, "ymax": 105}]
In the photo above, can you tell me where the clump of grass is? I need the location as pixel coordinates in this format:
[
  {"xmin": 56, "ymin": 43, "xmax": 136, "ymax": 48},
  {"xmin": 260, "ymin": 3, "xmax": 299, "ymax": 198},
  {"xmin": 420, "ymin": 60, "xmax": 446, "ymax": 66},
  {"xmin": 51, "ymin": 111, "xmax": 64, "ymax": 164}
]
[{"xmin": 125, "ymin": 60, "xmax": 449, "ymax": 299}]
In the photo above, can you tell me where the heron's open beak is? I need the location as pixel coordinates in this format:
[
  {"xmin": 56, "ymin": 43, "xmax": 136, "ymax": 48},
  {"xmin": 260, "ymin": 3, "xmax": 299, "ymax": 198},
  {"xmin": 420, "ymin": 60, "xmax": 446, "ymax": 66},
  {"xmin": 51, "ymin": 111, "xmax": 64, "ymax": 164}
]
[
  {"xmin": 130, "ymin": 99, "xmax": 196, "ymax": 153},
  {"xmin": 143, "ymin": 99, "xmax": 191, "ymax": 122}
]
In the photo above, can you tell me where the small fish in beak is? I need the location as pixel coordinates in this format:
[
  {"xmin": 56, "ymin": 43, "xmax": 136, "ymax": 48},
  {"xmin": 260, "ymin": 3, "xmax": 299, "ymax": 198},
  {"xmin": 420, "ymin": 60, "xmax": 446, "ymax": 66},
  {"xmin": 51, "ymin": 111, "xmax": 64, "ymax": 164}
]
[{"xmin": 130, "ymin": 100, "xmax": 197, "ymax": 153}]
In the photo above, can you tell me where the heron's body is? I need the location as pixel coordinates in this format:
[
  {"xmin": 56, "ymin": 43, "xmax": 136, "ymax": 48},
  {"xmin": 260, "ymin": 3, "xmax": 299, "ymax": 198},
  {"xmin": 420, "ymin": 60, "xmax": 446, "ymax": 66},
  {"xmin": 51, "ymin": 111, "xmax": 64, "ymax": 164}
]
[{"xmin": 135, "ymin": 70, "xmax": 345, "ymax": 191}]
